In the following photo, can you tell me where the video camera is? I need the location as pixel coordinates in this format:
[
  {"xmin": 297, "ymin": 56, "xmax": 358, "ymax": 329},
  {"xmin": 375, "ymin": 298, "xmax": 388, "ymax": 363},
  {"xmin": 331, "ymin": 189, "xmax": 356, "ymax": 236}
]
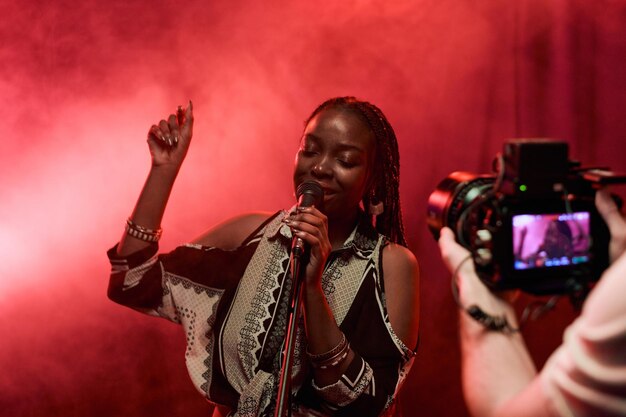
[{"xmin": 427, "ymin": 139, "xmax": 625, "ymax": 295}]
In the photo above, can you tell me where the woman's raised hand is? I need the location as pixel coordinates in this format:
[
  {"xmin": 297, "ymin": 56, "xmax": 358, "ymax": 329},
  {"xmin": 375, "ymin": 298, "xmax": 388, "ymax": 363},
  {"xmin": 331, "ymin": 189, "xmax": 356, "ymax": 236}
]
[{"xmin": 147, "ymin": 101, "xmax": 194, "ymax": 170}]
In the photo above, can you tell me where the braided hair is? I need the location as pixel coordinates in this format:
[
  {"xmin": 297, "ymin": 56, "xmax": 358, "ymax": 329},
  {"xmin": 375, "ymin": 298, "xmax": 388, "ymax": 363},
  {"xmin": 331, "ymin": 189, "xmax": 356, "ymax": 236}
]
[{"xmin": 305, "ymin": 97, "xmax": 407, "ymax": 247}]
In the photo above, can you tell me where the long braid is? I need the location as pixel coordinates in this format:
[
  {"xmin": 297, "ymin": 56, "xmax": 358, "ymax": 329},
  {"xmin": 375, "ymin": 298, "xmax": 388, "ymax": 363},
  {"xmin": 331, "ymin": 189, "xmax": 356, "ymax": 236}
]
[{"xmin": 305, "ymin": 97, "xmax": 407, "ymax": 247}]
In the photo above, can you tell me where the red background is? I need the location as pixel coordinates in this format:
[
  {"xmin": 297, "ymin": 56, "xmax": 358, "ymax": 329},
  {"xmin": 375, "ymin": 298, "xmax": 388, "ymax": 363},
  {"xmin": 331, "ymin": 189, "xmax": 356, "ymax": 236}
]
[{"xmin": 1, "ymin": 1, "xmax": 625, "ymax": 416}]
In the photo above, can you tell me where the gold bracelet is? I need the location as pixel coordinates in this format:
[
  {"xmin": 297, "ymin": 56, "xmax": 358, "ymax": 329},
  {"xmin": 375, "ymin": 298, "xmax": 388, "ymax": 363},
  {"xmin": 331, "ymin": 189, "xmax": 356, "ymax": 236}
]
[
  {"xmin": 315, "ymin": 345, "xmax": 351, "ymax": 369},
  {"xmin": 307, "ymin": 333, "xmax": 350, "ymax": 369},
  {"xmin": 306, "ymin": 333, "xmax": 347, "ymax": 361}
]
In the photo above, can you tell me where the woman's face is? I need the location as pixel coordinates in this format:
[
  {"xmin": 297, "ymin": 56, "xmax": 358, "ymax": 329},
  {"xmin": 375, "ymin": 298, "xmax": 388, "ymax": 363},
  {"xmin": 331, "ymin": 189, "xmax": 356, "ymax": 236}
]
[
  {"xmin": 293, "ymin": 107, "xmax": 375, "ymax": 219},
  {"xmin": 543, "ymin": 221, "xmax": 570, "ymax": 255}
]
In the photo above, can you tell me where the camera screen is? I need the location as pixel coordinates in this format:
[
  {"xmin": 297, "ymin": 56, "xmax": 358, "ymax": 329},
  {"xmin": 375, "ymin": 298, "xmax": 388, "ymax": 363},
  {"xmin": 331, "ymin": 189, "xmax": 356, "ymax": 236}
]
[{"xmin": 513, "ymin": 212, "xmax": 591, "ymax": 270}]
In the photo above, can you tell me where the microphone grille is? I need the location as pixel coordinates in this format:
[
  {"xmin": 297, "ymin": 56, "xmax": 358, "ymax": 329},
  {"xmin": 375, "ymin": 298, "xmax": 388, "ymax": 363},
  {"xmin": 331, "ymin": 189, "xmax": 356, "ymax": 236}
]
[{"xmin": 296, "ymin": 181, "xmax": 324, "ymax": 207}]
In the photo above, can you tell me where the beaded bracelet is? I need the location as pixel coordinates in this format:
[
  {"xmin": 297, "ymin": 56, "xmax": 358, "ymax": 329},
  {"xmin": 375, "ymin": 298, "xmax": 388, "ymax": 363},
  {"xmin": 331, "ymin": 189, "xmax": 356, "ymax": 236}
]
[
  {"xmin": 125, "ymin": 218, "xmax": 162, "ymax": 242},
  {"xmin": 451, "ymin": 255, "xmax": 519, "ymax": 333}
]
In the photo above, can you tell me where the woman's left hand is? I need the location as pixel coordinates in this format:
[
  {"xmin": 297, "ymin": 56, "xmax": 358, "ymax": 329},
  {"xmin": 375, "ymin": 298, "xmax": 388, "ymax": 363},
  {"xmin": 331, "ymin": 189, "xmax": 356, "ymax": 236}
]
[{"xmin": 283, "ymin": 206, "xmax": 332, "ymax": 288}]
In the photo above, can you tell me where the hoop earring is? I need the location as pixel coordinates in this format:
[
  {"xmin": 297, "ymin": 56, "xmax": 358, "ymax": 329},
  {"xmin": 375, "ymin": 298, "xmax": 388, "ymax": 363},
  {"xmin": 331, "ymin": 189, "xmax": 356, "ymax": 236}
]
[{"xmin": 368, "ymin": 194, "xmax": 384, "ymax": 216}]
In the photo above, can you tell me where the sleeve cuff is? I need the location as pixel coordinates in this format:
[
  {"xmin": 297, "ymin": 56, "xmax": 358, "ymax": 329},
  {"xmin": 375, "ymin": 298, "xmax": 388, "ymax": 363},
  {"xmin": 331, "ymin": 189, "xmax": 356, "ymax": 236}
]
[
  {"xmin": 311, "ymin": 352, "xmax": 374, "ymax": 408},
  {"xmin": 107, "ymin": 243, "xmax": 159, "ymax": 270}
]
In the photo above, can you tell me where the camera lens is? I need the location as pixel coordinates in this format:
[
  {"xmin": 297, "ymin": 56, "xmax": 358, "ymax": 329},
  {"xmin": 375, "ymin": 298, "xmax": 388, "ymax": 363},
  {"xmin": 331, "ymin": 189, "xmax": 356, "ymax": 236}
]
[{"xmin": 426, "ymin": 172, "xmax": 494, "ymax": 243}]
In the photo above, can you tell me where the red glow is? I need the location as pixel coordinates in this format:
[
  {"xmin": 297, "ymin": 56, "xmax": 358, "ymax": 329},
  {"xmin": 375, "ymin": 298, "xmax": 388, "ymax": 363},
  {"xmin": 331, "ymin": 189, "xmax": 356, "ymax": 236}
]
[{"xmin": 1, "ymin": 1, "xmax": 625, "ymax": 416}]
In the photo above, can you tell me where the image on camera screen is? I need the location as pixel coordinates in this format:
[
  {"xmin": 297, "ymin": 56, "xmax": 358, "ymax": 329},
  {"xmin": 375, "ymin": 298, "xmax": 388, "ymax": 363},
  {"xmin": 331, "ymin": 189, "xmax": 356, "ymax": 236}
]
[{"xmin": 513, "ymin": 212, "xmax": 591, "ymax": 270}]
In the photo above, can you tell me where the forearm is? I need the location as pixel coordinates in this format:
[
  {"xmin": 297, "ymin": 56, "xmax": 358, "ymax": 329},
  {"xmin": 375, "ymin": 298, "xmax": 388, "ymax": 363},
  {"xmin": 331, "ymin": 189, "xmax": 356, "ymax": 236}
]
[
  {"xmin": 458, "ymin": 271, "xmax": 537, "ymax": 417},
  {"xmin": 117, "ymin": 165, "xmax": 179, "ymax": 256},
  {"xmin": 460, "ymin": 313, "xmax": 538, "ymax": 417},
  {"xmin": 302, "ymin": 280, "xmax": 354, "ymax": 386}
]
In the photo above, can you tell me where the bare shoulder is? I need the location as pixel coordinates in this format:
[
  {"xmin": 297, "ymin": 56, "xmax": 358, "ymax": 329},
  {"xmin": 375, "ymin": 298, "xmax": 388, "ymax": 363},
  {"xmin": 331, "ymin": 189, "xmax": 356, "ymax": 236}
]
[
  {"xmin": 192, "ymin": 211, "xmax": 275, "ymax": 250},
  {"xmin": 382, "ymin": 243, "xmax": 419, "ymax": 277},
  {"xmin": 382, "ymin": 243, "xmax": 420, "ymax": 349}
]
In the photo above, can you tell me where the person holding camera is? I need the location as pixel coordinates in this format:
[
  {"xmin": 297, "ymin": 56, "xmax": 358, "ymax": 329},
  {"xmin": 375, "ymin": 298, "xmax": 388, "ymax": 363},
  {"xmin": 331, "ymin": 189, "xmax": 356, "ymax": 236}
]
[{"xmin": 438, "ymin": 188, "xmax": 626, "ymax": 417}]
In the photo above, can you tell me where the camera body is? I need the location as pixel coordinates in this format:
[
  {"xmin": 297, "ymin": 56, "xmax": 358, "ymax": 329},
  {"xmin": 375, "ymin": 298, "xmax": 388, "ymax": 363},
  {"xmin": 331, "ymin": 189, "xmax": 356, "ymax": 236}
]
[{"xmin": 428, "ymin": 139, "xmax": 623, "ymax": 295}]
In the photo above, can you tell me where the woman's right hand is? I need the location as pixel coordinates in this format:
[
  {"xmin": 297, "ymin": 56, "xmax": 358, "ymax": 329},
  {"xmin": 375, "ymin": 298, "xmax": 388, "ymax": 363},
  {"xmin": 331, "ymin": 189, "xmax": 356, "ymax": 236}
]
[{"xmin": 147, "ymin": 101, "xmax": 194, "ymax": 170}]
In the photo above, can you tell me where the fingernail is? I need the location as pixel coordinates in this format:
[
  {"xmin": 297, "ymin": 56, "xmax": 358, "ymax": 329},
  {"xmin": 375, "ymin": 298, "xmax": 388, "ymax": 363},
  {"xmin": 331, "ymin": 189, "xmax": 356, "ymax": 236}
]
[{"xmin": 282, "ymin": 218, "xmax": 291, "ymax": 224}]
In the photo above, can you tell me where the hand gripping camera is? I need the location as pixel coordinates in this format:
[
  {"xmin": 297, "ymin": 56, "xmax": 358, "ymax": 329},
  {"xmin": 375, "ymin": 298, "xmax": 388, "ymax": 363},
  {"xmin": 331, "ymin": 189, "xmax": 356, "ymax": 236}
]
[{"xmin": 427, "ymin": 139, "xmax": 625, "ymax": 295}]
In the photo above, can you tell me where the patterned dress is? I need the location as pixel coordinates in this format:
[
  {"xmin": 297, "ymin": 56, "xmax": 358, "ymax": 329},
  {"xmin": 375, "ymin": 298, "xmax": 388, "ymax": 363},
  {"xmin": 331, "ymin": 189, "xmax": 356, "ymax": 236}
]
[{"xmin": 107, "ymin": 211, "xmax": 415, "ymax": 416}]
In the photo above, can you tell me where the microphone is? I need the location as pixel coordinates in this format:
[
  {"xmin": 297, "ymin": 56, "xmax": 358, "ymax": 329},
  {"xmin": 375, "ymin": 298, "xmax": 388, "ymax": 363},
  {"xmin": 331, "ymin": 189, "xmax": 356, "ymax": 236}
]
[{"xmin": 291, "ymin": 181, "xmax": 324, "ymax": 258}]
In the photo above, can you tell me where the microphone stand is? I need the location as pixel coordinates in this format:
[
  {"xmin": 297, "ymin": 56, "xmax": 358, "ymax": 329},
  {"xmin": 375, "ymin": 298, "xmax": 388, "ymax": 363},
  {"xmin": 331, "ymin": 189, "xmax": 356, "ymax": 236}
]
[
  {"xmin": 274, "ymin": 180, "xmax": 323, "ymax": 417},
  {"xmin": 274, "ymin": 247, "xmax": 306, "ymax": 417}
]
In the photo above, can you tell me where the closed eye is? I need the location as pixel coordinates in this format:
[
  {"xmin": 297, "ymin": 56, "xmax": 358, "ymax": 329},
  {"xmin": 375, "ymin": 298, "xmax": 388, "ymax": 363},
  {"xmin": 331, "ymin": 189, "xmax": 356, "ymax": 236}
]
[
  {"xmin": 300, "ymin": 149, "xmax": 318, "ymax": 157},
  {"xmin": 337, "ymin": 159, "xmax": 357, "ymax": 168}
]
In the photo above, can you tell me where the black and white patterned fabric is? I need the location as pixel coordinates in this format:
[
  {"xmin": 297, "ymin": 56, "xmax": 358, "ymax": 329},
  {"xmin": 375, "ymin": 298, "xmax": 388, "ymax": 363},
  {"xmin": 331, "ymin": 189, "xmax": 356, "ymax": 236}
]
[{"xmin": 107, "ymin": 210, "xmax": 415, "ymax": 417}]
